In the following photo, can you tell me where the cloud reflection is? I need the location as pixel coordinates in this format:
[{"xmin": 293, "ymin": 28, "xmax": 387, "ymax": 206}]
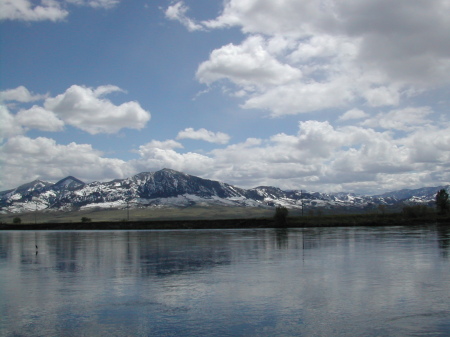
[{"xmin": 0, "ymin": 228, "xmax": 449, "ymax": 336}]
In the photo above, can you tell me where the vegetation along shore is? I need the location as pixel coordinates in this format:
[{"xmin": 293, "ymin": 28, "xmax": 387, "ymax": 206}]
[{"xmin": 1, "ymin": 211, "xmax": 449, "ymax": 231}]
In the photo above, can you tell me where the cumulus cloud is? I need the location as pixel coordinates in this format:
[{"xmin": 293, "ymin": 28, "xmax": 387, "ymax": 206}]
[
  {"xmin": 339, "ymin": 108, "xmax": 369, "ymax": 121},
  {"xmin": 201, "ymin": 0, "xmax": 326, "ymax": 34},
  {"xmin": 93, "ymin": 84, "xmax": 125, "ymax": 97},
  {"xmin": 0, "ymin": 0, "xmax": 68, "ymax": 22},
  {"xmin": 16, "ymin": 105, "xmax": 65, "ymax": 132},
  {"xmin": 136, "ymin": 140, "xmax": 184, "ymax": 151},
  {"xmin": 153, "ymin": 0, "xmax": 450, "ymax": 192},
  {"xmin": 65, "ymin": 0, "xmax": 119, "ymax": 9},
  {"xmin": 0, "ymin": 86, "xmax": 47, "ymax": 102},
  {"xmin": 363, "ymin": 85, "xmax": 401, "ymax": 107},
  {"xmin": 0, "ymin": 105, "xmax": 24, "ymax": 140},
  {"xmin": 125, "ymin": 120, "xmax": 450, "ymax": 194},
  {"xmin": 2, "ymin": 117, "xmax": 449, "ymax": 193},
  {"xmin": 169, "ymin": 0, "xmax": 450, "ymax": 116},
  {"xmin": 0, "ymin": 0, "xmax": 119, "ymax": 22},
  {"xmin": 0, "ymin": 85, "xmax": 150, "ymax": 135},
  {"xmin": 201, "ymin": 0, "xmax": 450, "ymax": 84},
  {"xmin": 0, "ymin": 135, "xmax": 131, "ymax": 190},
  {"xmin": 194, "ymin": 32, "xmax": 390, "ymax": 115},
  {"xmin": 197, "ymin": 36, "xmax": 302, "ymax": 89},
  {"xmin": 44, "ymin": 85, "xmax": 151, "ymax": 134},
  {"xmin": 165, "ymin": 1, "xmax": 203, "ymax": 31},
  {"xmin": 362, "ymin": 107, "xmax": 434, "ymax": 131},
  {"xmin": 404, "ymin": 127, "xmax": 450, "ymax": 164},
  {"xmin": 131, "ymin": 140, "xmax": 213, "ymax": 177},
  {"xmin": 176, "ymin": 128, "xmax": 230, "ymax": 144},
  {"xmin": 0, "ymin": 102, "xmax": 63, "ymax": 141},
  {"xmin": 241, "ymin": 80, "xmax": 354, "ymax": 116}
]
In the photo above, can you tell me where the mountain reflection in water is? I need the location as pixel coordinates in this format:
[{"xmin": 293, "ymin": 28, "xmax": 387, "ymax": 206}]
[{"xmin": 1, "ymin": 226, "xmax": 449, "ymax": 336}]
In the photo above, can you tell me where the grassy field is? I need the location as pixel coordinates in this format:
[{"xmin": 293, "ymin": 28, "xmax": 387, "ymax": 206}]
[
  {"xmin": 0, "ymin": 205, "xmax": 276, "ymax": 224},
  {"xmin": 1, "ymin": 205, "xmax": 449, "ymax": 229}
]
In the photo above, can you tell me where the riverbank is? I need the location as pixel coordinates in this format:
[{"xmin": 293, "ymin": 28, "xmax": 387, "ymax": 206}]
[
  {"xmin": 0, "ymin": 218, "xmax": 275, "ymax": 230},
  {"xmin": 1, "ymin": 213, "xmax": 449, "ymax": 230}
]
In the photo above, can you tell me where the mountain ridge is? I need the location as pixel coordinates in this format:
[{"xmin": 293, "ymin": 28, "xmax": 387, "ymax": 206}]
[{"xmin": 1, "ymin": 168, "xmax": 448, "ymax": 214}]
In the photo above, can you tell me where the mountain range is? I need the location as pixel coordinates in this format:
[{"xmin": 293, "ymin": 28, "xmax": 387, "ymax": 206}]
[{"xmin": 1, "ymin": 168, "xmax": 448, "ymax": 214}]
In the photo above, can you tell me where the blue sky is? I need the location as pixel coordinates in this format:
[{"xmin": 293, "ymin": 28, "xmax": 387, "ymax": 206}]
[{"xmin": 1, "ymin": 0, "xmax": 450, "ymax": 195}]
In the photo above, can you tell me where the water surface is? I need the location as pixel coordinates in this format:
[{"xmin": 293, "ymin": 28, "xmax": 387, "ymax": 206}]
[{"xmin": 1, "ymin": 226, "xmax": 449, "ymax": 336}]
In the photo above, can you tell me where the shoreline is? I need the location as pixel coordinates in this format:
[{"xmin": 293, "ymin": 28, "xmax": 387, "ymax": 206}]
[
  {"xmin": 0, "ymin": 218, "xmax": 274, "ymax": 231},
  {"xmin": 1, "ymin": 216, "xmax": 449, "ymax": 230}
]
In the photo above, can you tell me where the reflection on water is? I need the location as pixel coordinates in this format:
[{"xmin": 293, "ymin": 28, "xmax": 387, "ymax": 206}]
[
  {"xmin": 437, "ymin": 226, "xmax": 450, "ymax": 258},
  {"xmin": 1, "ymin": 226, "xmax": 449, "ymax": 336}
]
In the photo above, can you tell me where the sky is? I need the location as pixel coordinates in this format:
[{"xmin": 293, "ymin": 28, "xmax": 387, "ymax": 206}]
[{"xmin": 1, "ymin": 0, "xmax": 450, "ymax": 195}]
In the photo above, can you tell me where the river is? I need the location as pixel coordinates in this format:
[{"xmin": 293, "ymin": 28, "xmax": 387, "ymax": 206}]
[{"xmin": 1, "ymin": 226, "xmax": 449, "ymax": 336}]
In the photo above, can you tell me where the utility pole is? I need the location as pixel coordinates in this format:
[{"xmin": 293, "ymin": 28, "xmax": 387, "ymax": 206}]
[
  {"xmin": 301, "ymin": 190, "xmax": 304, "ymax": 216},
  {"xmin": 32, "ymin": 199, "xmax": 38, "ymax": 224},
  {"xmin": 126, "ymin": 200, "xmax": 130, "ymax": 221}
]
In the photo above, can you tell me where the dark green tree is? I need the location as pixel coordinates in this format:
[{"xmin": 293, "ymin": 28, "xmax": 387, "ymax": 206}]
[
  {"xmin": 403, "ymin": 205, "xmax": 430, "ymax": 218},
  {"xmin": 13, "ymin": 217, "xmax": 21, "ymax": 224},
  {"xmin": 81, "ymin": 217, "xmax": 92, "ymax": 223},
  {"xmin": 436, "ymin": 189, "xmax": 449, "ymax": 214},
  {"xmin": 274, "ymin": 206, "xmax": 289, "ymax": 227},
  {"xmin": 378, "ymin": 204, "xmax": 387, "ymax": 215}
]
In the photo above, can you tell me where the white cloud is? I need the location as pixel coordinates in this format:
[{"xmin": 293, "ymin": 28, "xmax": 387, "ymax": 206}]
[
  {"xmin": 93, "ymin": 84, "xmax": 124, "ymax": 97},
  {"xmin": 197, "ymin": 36, "xmax": 302, "ymax": 89},
  {"xmin": 176, "ymin": 128, "xmax": 230, "ymax": 144},
  {"xmin": 0, "ymin": 105, "xmax": 24, "ymax": 140},
  {"xmin": 136, "ymin": 140, "xmax": 183, "ymax": 151},
  {"xmin": 363, "ymin": 86, "xmax": 400, "ymax": 107},
  {"xmin": 65, "ymin": 0, "xmax": 119, "ymax": 9},
  {"xmin": 0, "ymin": 0, "xmax": 119, "ymax": 22},
  {"xmin": 241, "ymin": 80, "xmax": 354, "ymax": 116},
  {"xmin": 165, "ymin": 1, "xmax": 203, "ymax": 31},
  {"xmin": 131, "ymin": 141, "xmax": 213, "ymax": 177},
  {"xmin": 404, "ymin": 126, "xmax": 450, "ymax": 164},
  {"xmin": 0, "ymin": 95, "xmax": 63, "ymax": 139},
  {"xmin": 201, "ymin": 0, "xmax": 326, "ymax": 35},
  {"xmin": 16, "ymin": 106, "xmax": 65, "ymax": 132},
  {"xmin": 339, "ymin": 108, "xmax": 369, "ymax": 121},
  {"xmin": 0, "ymin": 135, "xmax": 131, "ymax": 190},
  {"xmin": 362, "ymin": 107, "xmax": 434, "ymax": 131},
  {"xmin": 2, "ymin": 119, "xmax": 449, "ymax": 193},
  {"xmin": 0, "ymin": 0, "xmax": 68, "ymax": 22},
  {"xmin": 0, "ymin": 85, "xmax": 150, "ymax": 135},
  {"xmin": 124, "ymin": 120, "xmax": 450, "ymax": 194},
  {"xmin": 44, "ymin": 85, "xmax": 151, "ymax": 134},
  {"xmin": 0, "ymin": 86, "xmax": 47, "ymax": 102},
  {"xmin": 200, "ymin": 0, "xmax": 450, "ymax": 84},
  {"xmin": 169, "ymin": 0, "xmax": 450, "ymax": 116},
  {"xmin": 194, "ymin": 32, "xmax": 399, "ymax": 116}
]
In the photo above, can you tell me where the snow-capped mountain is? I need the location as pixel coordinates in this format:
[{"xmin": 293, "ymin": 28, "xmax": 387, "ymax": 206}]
[
  {"xmin": 373, "ymin": 186, "xmax": 450, "ymax": 204},
  {"xmin": 0, "ymin": 168, "xmax": 448, "ymax": 214}
]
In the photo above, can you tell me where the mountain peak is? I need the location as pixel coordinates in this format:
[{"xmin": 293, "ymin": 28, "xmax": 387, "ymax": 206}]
[
  {"xmin": 158, "ymin": 168, "xmax": 186, "ymax": 175},
  {"xmin": 15, "ymin": 179, "xmax": 53, "ymax": 193},
  {"xmin": 53, "ymin": 176, "xmax": 85, "ymax": 190}
]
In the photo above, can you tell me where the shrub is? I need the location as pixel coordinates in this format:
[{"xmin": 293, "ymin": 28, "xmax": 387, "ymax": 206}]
[
  {"xmin": 436, "ymin": 189, "xmax": 449, "ymax": 214},
  {"xmin": 81, "ymin": 217, "xmax": 92, "ymax": 223},
  {"xmin": 378, "ymin": 204, "xmax": 387, "ymax": 215},
  {"xmin": 402, "ymin": 205, "xmax": 430, "ymax": 218},
  {"xmin": 13, "ymin": 217, "xmax": 22, "ymax": 224},
  {"xmin": 274, "ymin": 206, "xmax": 289, "ymax": 227}
]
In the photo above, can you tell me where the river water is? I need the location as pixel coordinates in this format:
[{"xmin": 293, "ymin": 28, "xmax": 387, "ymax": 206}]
[{"xmin": 1, "ymin": 226, "xmax": 449, "ymax": 336}]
